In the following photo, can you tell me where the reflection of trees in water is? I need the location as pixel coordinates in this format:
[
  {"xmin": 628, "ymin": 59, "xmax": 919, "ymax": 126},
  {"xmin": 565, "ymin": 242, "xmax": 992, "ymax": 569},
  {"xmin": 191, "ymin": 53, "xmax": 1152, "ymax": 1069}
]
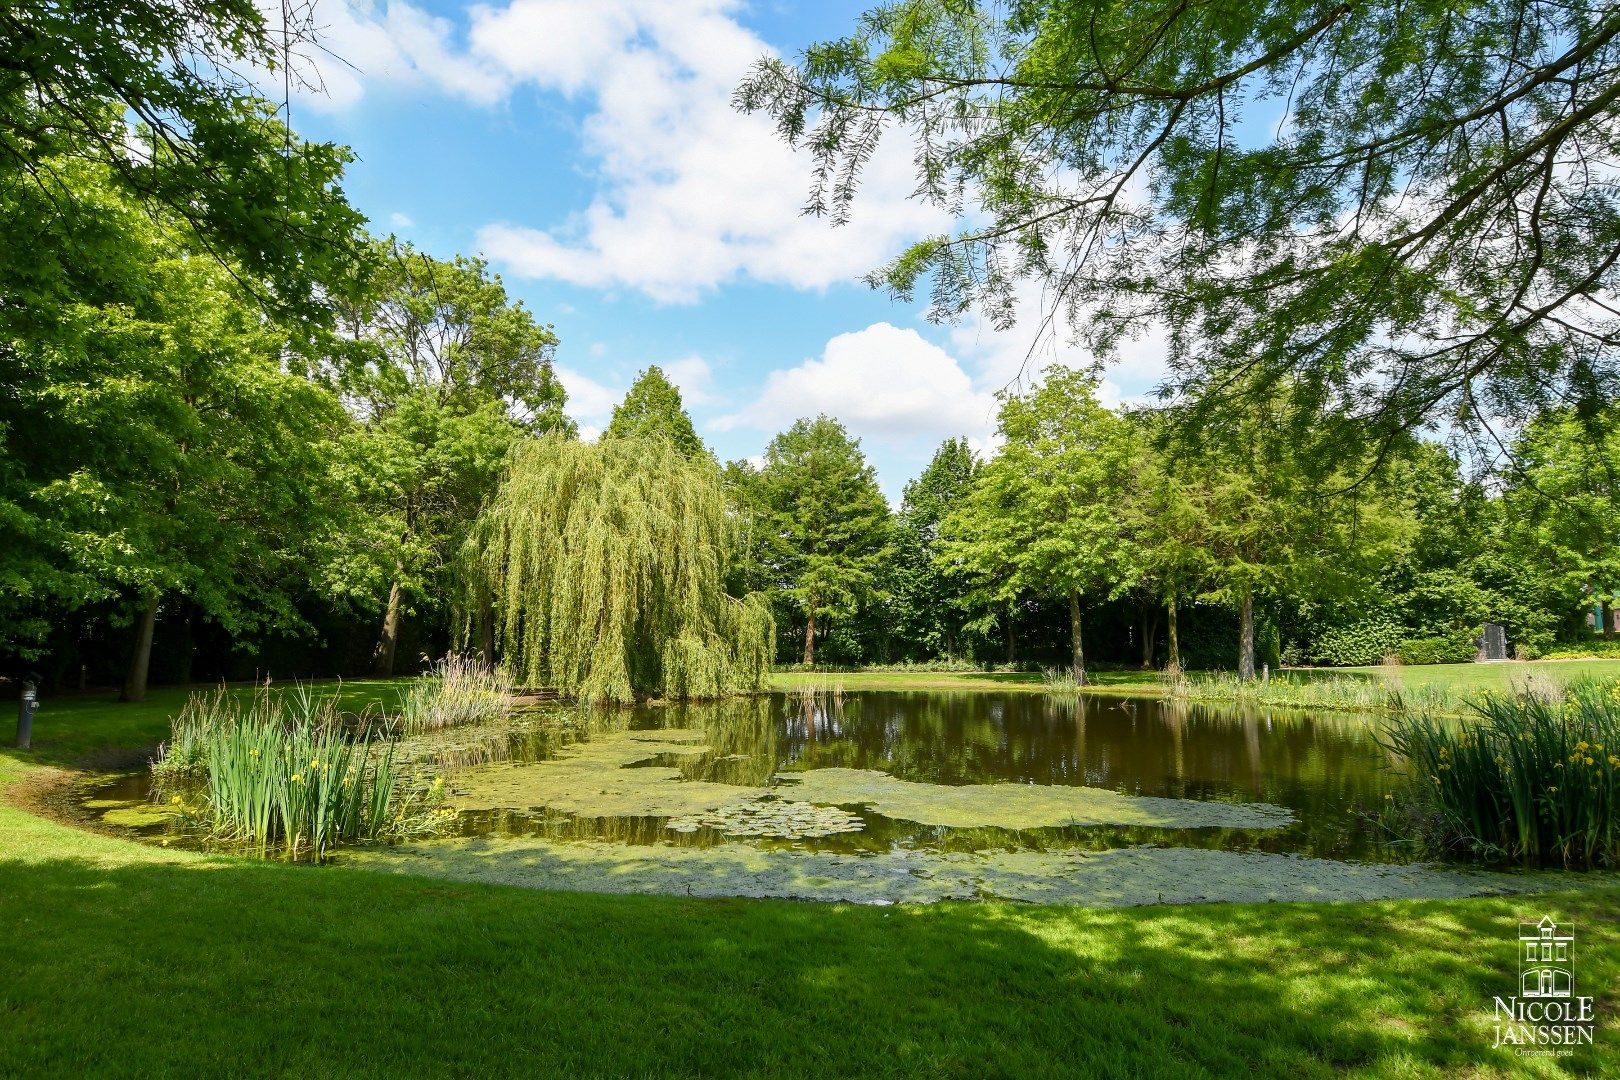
[{"xmin": 440, "ymin": 691, "xmax": 1403, "ymax": 860}]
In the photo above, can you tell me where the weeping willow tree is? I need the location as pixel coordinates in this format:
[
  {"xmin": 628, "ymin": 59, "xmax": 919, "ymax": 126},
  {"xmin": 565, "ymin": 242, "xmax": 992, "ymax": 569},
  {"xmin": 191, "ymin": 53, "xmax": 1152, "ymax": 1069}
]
[{"xmin": 460, "ymin": 435, "xmax": 774, "ymax": 703}]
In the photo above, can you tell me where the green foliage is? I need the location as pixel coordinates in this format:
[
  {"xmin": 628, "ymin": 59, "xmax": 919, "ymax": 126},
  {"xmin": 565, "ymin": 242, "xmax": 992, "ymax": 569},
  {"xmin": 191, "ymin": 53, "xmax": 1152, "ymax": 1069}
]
[
  {"xmin": 151, "ymin": 685, "xmax": 440, "ymax": 861},
  {"xmin": 740, "ymin": 0, "xmax": 1620, "ymax": 451},
  {"xmin": 327, "ymin": 241, "xmax": 571, "ymax": 674},
  {"xmin": 1397, "ymin": 635, "xmax": 1477, "ymax": 667},
  {"xmin": 1383, "ymin": 681, "xmax": 1620, "ymax": 867},
  {"xmin": 1542, "ymin": 639, "xmax": 1620, "ymax": 661},
  {"xmin": 603, "ymin": 366, "xmax": 711, "ymax": 461},
  {"xmin": 888, "ymin": 438, "xmax": 994, "ymax": 660},
  {"xmin": 0, "ymin": 6, "xmax": 370, "ymax": 324},
  {"xmin": 0, "ymin": 167, "xmax": 352, "ymax": 664},
  {"xmin": 754, "ymin": 416, "xmax": 892, "ymax": 663},
  {"xmin": 1308, "ymin": 618, "xmax": 1407, "ymax": 668},
  {"xmin": 463, "ymin": 436, "xmax": 774, "ymax": 703},
  {"xmin": 941, "ymin": 369, "xmax": 1138, "ymax": 676}
]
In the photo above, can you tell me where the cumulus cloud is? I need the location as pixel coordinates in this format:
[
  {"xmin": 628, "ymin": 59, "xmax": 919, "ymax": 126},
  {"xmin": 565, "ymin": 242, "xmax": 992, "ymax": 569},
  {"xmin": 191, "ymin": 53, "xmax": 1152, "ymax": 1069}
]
[
  {"xmin": 278, "ymin": 0, "xmax": 948, "ymax": 301},
  {"xmin": 717, "ymin": 323, "xmax": 998, "ymax": 452},
  {"xmin": 280, "ymin": 0, "xmax": 508, "ymax": 110},
  {"xmin": 945, "ymin": 278, "xmax": 1171, "ymax": 408},
  {"xmin": 556, "ymin": 365, "xmax": 623, "ymax": 427}
]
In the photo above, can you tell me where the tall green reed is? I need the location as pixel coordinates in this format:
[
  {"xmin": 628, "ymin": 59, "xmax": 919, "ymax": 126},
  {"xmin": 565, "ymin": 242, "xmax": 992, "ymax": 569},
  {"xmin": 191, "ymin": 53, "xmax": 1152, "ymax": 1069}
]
[
  {"xmin": 153, "ymin": 684, "xmax": 445, "ymax": 861},
  {"xmin": 1381, "ymin": 679, "xmax": 1620, "ymax": 867}
]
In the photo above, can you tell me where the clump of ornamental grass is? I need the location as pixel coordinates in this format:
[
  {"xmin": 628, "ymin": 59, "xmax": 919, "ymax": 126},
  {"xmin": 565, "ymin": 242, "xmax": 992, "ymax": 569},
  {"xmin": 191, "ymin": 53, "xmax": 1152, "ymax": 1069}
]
[
  {"xmin": 152, "ymin": 684, "xmax": 450, "ymax": 862},
  {"xmin": 395, "ymin": 654, "xmax": 513, "ymax": 734},
  {"xmin": 1380, "ymin": 679, "xmax": 1620, "ymax": 867},
  {"xmin": 1040, "ymin": 666, "xmax": 1082, "ymax": 695}
]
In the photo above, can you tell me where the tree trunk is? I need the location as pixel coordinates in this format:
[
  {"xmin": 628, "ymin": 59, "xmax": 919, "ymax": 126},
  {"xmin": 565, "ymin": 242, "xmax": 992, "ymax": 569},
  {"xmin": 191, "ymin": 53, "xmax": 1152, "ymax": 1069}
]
[
  {"xmin": 1603, "ymin": 597, "xmax": 1615, "ymax": 640},
  {"xmin": 121, "ymin": 595, "xmax": 160, "ymax": 703},
  {"xmin": 802, "ymin": 608, "xmax": 817, "ymax": 666},
  {"xmin": 1068, "ymin": 590, "xmax": 1087, "ymax": 686},
  {"xmin": 1166, "ymin": 594, "xmax": 1181, "ymax": 672},
  {"xmin": 1005, "ymin": 603, "xmax": 1016, "ymax": 664},
  {"xmin": 1237, "ymin": 588, "xmax": 1256, "ymax": 682},
  {"xmin": 373, "ymin": 576, "xmax": 404, "ymax": 678},
  {"xmin": 477, "ymin": 587, "xmax": 496, "ymax": 669},
  {"xmin": 1140, "ymin": 604, "xmax": 1159, "ymax": 669}
]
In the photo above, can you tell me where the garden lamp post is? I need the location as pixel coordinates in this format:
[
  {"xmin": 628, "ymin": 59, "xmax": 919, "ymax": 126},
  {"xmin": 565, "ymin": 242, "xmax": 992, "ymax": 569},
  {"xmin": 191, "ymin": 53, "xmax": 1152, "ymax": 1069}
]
[{"xmin": 16, "ymin": 678, "xmax": 37, "ymax": 749}]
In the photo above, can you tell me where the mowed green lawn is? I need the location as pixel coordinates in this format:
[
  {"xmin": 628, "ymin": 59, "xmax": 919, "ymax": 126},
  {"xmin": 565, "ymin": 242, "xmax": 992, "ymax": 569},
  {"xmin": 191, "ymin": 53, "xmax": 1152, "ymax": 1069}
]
[
  {"xmin": 769, "ymin": 658, "xmax": 1620, "ymax": 701},
  {"xmin": 2, "ymin": 687, "xmax": 1617, "ymax": 1077}
]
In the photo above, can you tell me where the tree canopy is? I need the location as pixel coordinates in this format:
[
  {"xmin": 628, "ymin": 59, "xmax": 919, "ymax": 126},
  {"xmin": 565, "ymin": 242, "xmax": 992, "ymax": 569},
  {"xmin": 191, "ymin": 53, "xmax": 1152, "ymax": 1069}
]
[
  {"xmin": 738, "ymin": 0, "xmax": 1620, "ymax": 453},
  {"xmin": 940, "ymin": 369, "xmax": 1138, "ymax": 682},
  {"xmin": 461, "ymin": 436, "xmax": 774, "ymax": 703},
  {"xmin": 754, "ymin": 416, "xmax": 892, "ymax": 665},
  {"xmin": 603, "ymin": 366, "xmax": 712, "ymax": 461}
]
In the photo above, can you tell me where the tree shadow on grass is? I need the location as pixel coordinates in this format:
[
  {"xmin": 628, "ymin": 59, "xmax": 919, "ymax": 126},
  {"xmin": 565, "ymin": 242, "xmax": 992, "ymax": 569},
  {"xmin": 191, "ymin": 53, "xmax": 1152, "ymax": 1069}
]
[{"xmin": 0, "ymin": 856, "xmax": 1610, "ymax": 1078}]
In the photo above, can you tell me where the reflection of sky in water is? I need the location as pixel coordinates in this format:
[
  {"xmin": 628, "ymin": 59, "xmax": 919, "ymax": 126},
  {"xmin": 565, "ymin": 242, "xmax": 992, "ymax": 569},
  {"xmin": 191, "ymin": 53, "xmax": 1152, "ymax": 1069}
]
[{"xmin": 83, "ymin": 692, "xmax": 1409, "ymax": 863}]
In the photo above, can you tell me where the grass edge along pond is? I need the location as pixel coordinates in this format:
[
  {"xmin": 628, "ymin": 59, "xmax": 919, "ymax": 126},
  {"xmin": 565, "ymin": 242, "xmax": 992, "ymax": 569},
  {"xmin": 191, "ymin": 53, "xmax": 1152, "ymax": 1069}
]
[{"xmin": 2, "ymin": 685, "xmax": 1619, "ymax": 1077}]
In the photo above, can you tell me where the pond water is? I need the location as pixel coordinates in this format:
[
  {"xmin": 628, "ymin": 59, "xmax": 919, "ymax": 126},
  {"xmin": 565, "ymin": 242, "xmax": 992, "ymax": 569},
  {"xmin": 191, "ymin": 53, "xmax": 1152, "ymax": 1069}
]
[{"xmin": 84, "ymin": 690, "xmax": 1405, "ymax": 862}]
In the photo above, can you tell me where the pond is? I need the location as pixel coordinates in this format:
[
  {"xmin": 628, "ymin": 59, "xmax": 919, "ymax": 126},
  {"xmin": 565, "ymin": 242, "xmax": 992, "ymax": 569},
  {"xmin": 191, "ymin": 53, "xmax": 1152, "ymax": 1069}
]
[{"xmin": 81, "ymin": 691, "xmax": 1551, "ymax": 905}]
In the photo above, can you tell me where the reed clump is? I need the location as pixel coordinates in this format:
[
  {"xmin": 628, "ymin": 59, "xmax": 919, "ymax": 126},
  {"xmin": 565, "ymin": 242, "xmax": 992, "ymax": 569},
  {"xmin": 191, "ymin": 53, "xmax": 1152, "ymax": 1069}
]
[
  {"xmin": 152, "ymin": 684, "xmax": 447, "ymax": 861},
  {"xmin": 1039, "ymin": 667, "xmax": 1082, "ymax": 695},
  {"xmin": 1166, "ymin": 671, "xmax": 1397, "ymax": 713},
  {"xmin": 395, "ymin": 655, "xmax": 513, "ymax": 734},
  {"xmin": 1381, "ymin": 679, "xmax": 1620, "ymax": 867}
]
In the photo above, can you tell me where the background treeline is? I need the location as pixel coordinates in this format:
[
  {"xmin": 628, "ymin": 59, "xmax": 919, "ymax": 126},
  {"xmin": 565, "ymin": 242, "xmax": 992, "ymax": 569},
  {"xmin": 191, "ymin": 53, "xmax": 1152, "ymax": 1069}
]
[
  {"xmin": 5, "ymin": 0, "xmax": 1617, "ymax": 695},
  {"xmin": 720, "ymin": 373, "xmax": 1619, "ymax": 677}
]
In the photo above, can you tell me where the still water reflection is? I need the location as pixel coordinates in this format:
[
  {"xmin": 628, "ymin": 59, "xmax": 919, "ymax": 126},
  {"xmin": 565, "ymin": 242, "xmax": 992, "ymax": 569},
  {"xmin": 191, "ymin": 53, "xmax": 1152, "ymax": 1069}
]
[
  {"xmin": 451, "ymin": 691, "xmax": 1405, "ymax": 862},
  {"xmin": 82, "ymin": 691, "xmax": 1408, "ymax": 862}
]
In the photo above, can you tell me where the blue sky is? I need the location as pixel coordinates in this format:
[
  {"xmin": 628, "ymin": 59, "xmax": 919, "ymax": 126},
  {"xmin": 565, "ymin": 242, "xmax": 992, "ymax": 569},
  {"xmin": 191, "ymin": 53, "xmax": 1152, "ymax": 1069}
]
[{"xmin": 282, "ymin": 0, "xmax": 1170, "ymax": 498}]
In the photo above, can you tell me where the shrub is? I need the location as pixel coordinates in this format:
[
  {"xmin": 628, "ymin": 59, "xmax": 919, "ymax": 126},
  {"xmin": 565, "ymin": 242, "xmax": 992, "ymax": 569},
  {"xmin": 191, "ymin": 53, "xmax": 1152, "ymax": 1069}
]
[
  {"xmin": 1397, "ymin": 634, "xmax": 1476, "ymax": 666},
  {"xmin": 1540, "ymin": 637, "xmax": 1620, "ymax": 660},
  {"xmin": 1308, "ymin": 618, "xmax": 1407, "ymax": 667},
  {"xmin": 1381, "ymin": 680, "xmax": 1620, "ymax": 867}
]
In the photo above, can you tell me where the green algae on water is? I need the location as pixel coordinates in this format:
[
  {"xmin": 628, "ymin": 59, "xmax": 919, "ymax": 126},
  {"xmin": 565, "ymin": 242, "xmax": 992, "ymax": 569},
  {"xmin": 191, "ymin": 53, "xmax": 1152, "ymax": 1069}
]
[
  {"xmin": 774, "ymin": 767, "xmax": 1293, "ymax": 831},
  {"xmin": 346, "ymin": 836, "xmax": 1557, "ymax": 907}
]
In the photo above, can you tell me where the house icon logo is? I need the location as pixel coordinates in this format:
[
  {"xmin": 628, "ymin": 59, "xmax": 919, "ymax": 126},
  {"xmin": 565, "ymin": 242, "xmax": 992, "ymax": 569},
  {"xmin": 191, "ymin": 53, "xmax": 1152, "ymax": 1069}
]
[{"xmin": 1519, "ymin": 916, "xmax": 1573, "ymax": 999}]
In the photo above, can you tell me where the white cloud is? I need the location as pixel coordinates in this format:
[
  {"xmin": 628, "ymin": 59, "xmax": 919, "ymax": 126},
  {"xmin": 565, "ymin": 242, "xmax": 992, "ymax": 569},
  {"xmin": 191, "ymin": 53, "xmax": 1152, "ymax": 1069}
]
[
  {"xmin": 718, "ymin": 323, "xmax": 998, "ymax": 451},
  {"xmin": 662, "ymin": 354, "xmax": 720, "ymax": 407},
  {"xmin": 388, "ymin": 211, "xmax": 415, "ymax": 228},
  {"xmin": 945, "ymin": 278, "xmax": 1171, "ymax": 408},
  {"xmin": 556, "ymin": 365, "xmax": 623, "ymax": 426},
  {"xmin": 281, "ymin": 0, "xmax": 508, "ymax": 111},
  {"xmin": 281, "ymin": 1, "xmax": 947, "ymax": 301}
]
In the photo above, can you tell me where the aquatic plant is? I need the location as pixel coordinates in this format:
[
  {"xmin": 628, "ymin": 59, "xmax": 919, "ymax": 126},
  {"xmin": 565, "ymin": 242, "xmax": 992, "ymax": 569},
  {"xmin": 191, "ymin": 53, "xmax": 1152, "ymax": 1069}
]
[
  {"xmin": 459, "ymin": 435, "xmax": 774, "ymax": 703},
  {"xmin": 395, "ymin": 655, "xmax": 513, "ymax": 734},
  {"xmin": 152, "ymin": 686, "xmax": 447, "ymax": 861},
  {"xmin": 1040, "ymin": 666, "xmax": 1082, "ymax": 695},
  {"xmin": 1381, "ymin": 679, "xmax": 1620, "ymax": 867}
]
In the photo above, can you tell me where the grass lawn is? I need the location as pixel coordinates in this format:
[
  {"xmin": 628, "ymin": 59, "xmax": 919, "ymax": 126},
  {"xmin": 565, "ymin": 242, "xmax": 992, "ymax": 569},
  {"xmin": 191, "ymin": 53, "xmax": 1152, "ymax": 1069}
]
[
  {"xmin": 769, "ymin": 658, "xmax": 1620, "ymax": 704},
  {"xmin": 1343, "ymin": 658, "xmax": 1620, "ymax": 697},
  {"xmin": 768, "ymin": 668, "xmax": 1163, "ymax": 695},
  {"xmin": 2, "ymin": 687, "xmax": 1617, "ymax": 1077}
]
